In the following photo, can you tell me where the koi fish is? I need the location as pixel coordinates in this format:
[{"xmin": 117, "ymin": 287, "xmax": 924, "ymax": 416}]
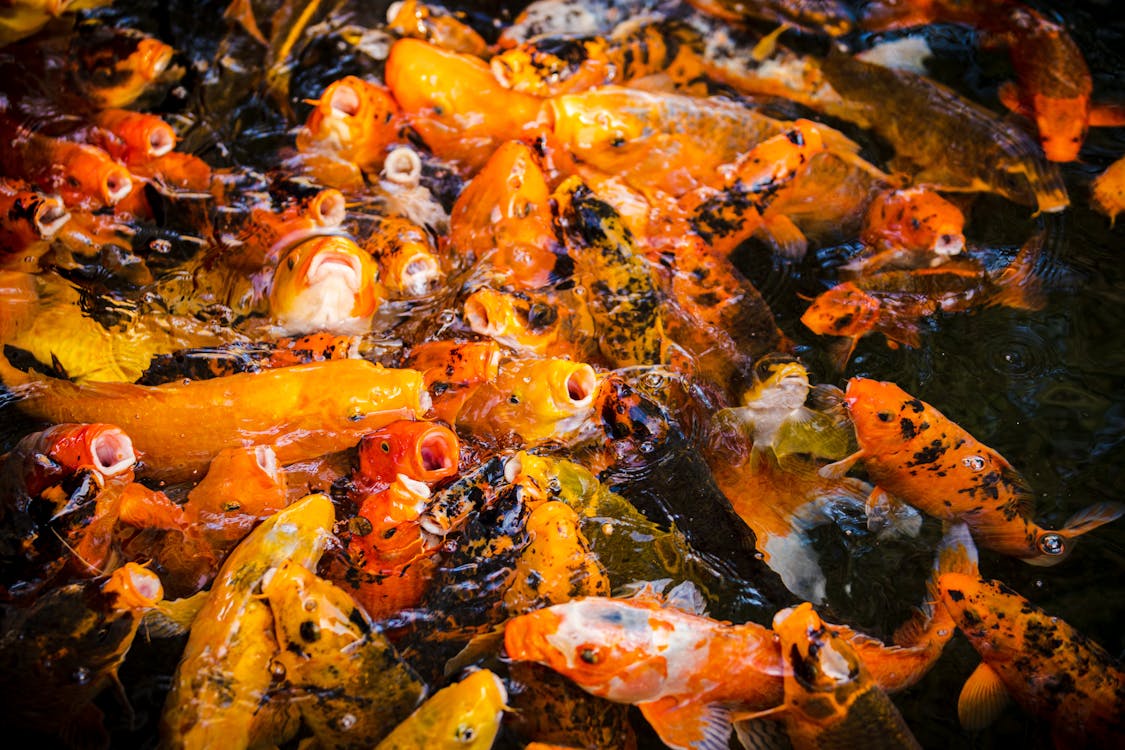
[
  {"xmin": 939, "ymin": 571, "xmax": 1125, "ymax": 748},
  {"xmin": 1091, "ymin": 154, "xmax": 1125, "ymax": 226},
  {"xmin": 360, "ymin": 214, "xmax": 446, "ymax": 297},
  {"xmin": 263, "ymin": 559, "xmax": 427, "ymax": 749},
  {"xmin": 455, "ymin": 356, "xmax": 599, "ymax": 445},
  {"xmin": 0, "ymin": 355, "xmax": 429, "ymax": 482},
  {"xmin": 186, "ymin": 444, "xmax": 289, "ymax": 526},
  {"xmin": 383, "ymin": 38, "xmax": 545, "ymax": 172},
  {"xmin": 0, "ymin": 180, "xmax": 70, "ymax": 270},
  {"xmin": 344, "ymin": 472, "xmax": 439, "ymax": 620},
  {"xmin": 556, "ymin": 177, "xmax": 664, "ymax": 368},
  {"xmin": 819, "ymin": 51, "xmax": 1068, "ymax": 213},
  {"xmin": 503, "ymin": 500, "xmax": 611, "ymax": 615},
  {"xmin": 850, "ymin": 186, "xmax": 967, "ymax": 272},
  {"xmin": 447, "ymin": 140, "xmax": 563, "ymax": 290},
  {"xmin": 801, "ymin": 233, "xmax": 1047, "ymax": 369},
  {"xmin": 503, "ymin": 589, "xmax": 784, "ymax": 750},
  {"xmin": 463, "ymin": 286, "xmax": 593, "ymax": 361},
  {"xmin": 861, "ymin": 0, "xmax": 1125, "ymax": 163},
  {"xmin": 296, "ymin": 75, "xmax": 405, "ymax": 180},
  {"xmin": 741, "ymin": 602, "xmax": 922, "ymax": 750},
  {"xmin": 356, "ymin": 419, "xmax": 460, "ymax": 488},
  {"xmin": 69, "ymin": 25, "xmax": 179, "ymax": 109},
  {"xmin": 386, "ymin": 0, "xmax": 489, "ymax": 57},
  {"xmin": 0, "ymin": 114, "xmax": 132, "ymax": 209},
  {"xmin": 0, "ymin": 0, "xmax": 77, "ymax": 47},
  {"xmin": 160, "ymin": 493, "xmax": 335, "ymax": 750},
  {"xmin": 268, "ymin": 235, "xmax": 383, "ymax": 336},
  {"xmin": 373, "ymin": 668, "xmax": 507, "ymax": 750},
  {"xmin": 825, "ymin": 377, "xmax": 1125, "ymax": 562},
  {"xmin": 0, "ymin": 562, "xmax": 162, "ymax": 747},
  {"xmin": 220, "ymin": 186, "xmax": 347, "ymax": 272},
  {"xmin": 87, "ymin": 108, "xmax": 177, "ymax": 166}
]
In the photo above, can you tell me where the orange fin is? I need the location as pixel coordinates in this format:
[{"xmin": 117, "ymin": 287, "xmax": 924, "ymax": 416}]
[
  {"xmin": 895, "ymin": 521, "xmax": 976, "ymax": 647},
  {"xmin": 819, "ymin": 449, "xmax": 865, "ymax": 480},
  {"xmin": 1089, "ymin": 103, "xmax": 1125, "ymax": 127},
  {"xmin": 958, "ymin": 661, "xmax": 1011, "ymax": 730},
  {"xmin": 751, "ymin": 23, "xmax": 791, "ymax": 62},
  {"xmin": 1061, "ymin": 501, "xmax": 1125, "ymax": 538},
  {"xmin": 825, "ymin": 335, "xmax": 859, "ymax": 373},
  {"xmin": 990, "ymin": 230, "xmax": 1048, "ymax": 312},
  {"xmin": 640, "ymin": 698, "xmax": 733, "ymax": 750},
  {"xmin": 758, "ymin": 212, "xmax": 809, "ymax": 262},
  {"xmin": 223, "ymin": 0, "xmax": 268, "ymax": 45},
  {"xmin": 997, "ymin": 81, "xmax": 1028, "ymax": 117}
]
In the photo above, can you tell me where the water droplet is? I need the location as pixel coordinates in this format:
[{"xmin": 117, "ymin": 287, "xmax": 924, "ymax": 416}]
[{"xmin": 73, "ymin": 667, "xmax": 91, "ymax": 685}]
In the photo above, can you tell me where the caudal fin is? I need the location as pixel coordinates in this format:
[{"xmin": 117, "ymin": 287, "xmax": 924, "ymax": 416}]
[
  {"xmin": 1024, "ymin": 501, "xmax": 1125, "ymax": 567},
  {"xmin": 893, "ymin": 522, "xmax": 977, "ymax": 648}
]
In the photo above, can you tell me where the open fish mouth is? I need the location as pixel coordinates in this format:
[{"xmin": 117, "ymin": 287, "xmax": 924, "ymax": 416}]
[
  {"xmin": 34, "ymin": 196, "xmax": 70, "ymax": 238},
  {"xmin": 417, "ymin": 428, "xmax": 458, "ymax": 476},
  {"xmin": 90, "ymin": 427, "xmax": 137, "ymax": 477},
  {"xmin": 103, "ymin": 166, "xmax": 134, "ymax": 205},
  {"xmin": 147, "ymin": 122, "xmax": 177, "ymax": 158},
  {"xmin": 463, "ymin": 292, "xmax": 508, "ymax": 337},
  {"xmin": 305, "ymin": 250, "xmax": 364, "ymax": 293},
  {"xmin": 329, "ymin": 82, "xmax": 362, "ymax": 117}
]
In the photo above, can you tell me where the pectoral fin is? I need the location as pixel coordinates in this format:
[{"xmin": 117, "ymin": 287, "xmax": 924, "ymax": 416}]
[
  {"xmin": 640, "ymin": 698, "xmax": 733, "ymax": 750},
  {"xmin": 957, "ymin": 661, "xmax": 1011, "ymax": 730},
  {"xmin": 819, "ymin": 449, "xmax": 865, "ymax": 480},
  {"xmin": 998, "ymin": 81, "xmax": 1029, "ymax": 118},
  {"xmin": 733, "ymin": 709, "xmax": 792, "ymax": 750}
]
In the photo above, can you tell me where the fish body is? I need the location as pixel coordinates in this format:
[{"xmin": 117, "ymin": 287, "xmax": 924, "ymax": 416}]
[
  {"xmin": 504, "ymin": 594, "xmax": 783, "ymax": 750},
  {"xmin": 687, "ymin": 0, "xmax": 854, "ymax": 35},
  {"xmin": 404, "ymin": 339, "xmax": 501, "ymax": 425},
  {"xmin": 1, "ymin": 356, "xmax": 428, "ymax": 482},
  {"xmin": 374, "ymin": 669, "xmax": 507, "ymax": 750},
  {"xmin": 834, "ymin": 377, "xmax": 1124, "ymax": 562},
  {"xmin": 853, "ymin": 186, "xmax": 966, "ymax": 272},
  {"xmin": 801, "ymin": 238, "xmax": 1046, "ymax": 368},
  {"xmin": 384, "ymin": 38, "xmax": 545, "ymax": 172},
  {"xmin": 759, "ymin": 602, "xmax": 922, "ymax": 749},
  {"xmin": 186, "ymin": 444, "xmax": 289, "ymax": 523},
  {"xmin": 87, "ymin": 108, "xmax": 177, "ymax": 166},
  {"xmin": 448, "ymin": 140, "xmax": 562, "ymax": 290},
  {"xmin": 160, "ymin": 494, "xmax": 334, "ymax": 750},
  {"xmin": 263, "ymin": 559, "xmax": 427, "ymax": 749},
  {"xmin": 386, "ymin": 0, "xmax": 489, "ymax": 57},
  {"xmin": 819, "ymin": 51, "xmax": 1067, "ymax": 213},
  {"xmin": 1092, "ymin": 153, "xmax": 1125, "ymax": 225},
  {"xmin": 939, "ymin": 572, "xmax": 1125, "ymax": 748}
]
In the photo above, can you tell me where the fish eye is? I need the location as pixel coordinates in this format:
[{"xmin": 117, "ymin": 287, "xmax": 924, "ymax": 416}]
[
  {"xmin": 1038, "ymin": 533, "xmax": 1065, "ymax": 556},
  {"xmin": 380, "ymin": 441, "xmax": 391, "ymax": 453},
  {"xmin": 877, "ymin": 412, "xmax": 893, "ymax": 422},
  {"xmin": 579, "ymin": 646, "xmax": 601, "ymax": 664},
  {"xmin": 454, "ymin": 724, "xmax": 475, "ymax": 743}
]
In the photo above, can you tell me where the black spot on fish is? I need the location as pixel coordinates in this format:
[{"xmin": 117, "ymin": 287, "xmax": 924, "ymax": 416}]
[
  {"xmin": 905, "ymin": 399, "xmax": 924, "ymax": 413},
  {"xmin": 946, "ymin": 589, "xmax": 965, "ymax": 602},
  {"xmin": 900, "ymin": 418, "xmax": 917, "ymax": 439},
  {"xmin": 911, "ymin": 440, "xmax": 947, "ymax": 465}
]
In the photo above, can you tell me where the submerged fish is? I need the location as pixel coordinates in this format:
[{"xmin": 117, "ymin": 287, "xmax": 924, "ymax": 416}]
[
  {"xmin": 742, "ymin": 602, "xmax": 922, "ymax": 749},
  {"xmin": 825, "ymin": 377, "xmax": 1125, "ymax": 562},
  {"xmin": 939, "ymin": 571, "xmax": 1125, "ymax": 748}
]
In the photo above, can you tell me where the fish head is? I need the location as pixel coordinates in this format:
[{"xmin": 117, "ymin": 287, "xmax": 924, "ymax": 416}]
[
  {"xmin": 843, "ymin": 377, "xmax": 923, "ymax": 449},
  {"xmin": 591, "ymin": 374, "xmax": 675, "ymax": 470},
  {"xmin": 742, "ymin": 354, "xmax": 811, "ymax": 412},
  {"xmin": 549, "ymin": 89, "xmax": 651, "ymax": 153},
  {"xmin": 72, "ymin": 27, "xmax": 178, "ymax": 109},
  {"xmin": 269, "ymin": 235, "xmax": 383, "ymax": 335},
  {"xmin": 464, "ymin": 287, "xmax": 556, "ymax": 352},
  {"xmin": 773, "ymin": 603, "xmax": 864, "ymax": 699},
  {"xmin": 102, "ymin": 562, "xmax": 164, "ymax": 610},
  {"xmin": 504, "ymin": 598, "xmax": 676, "ymax": 703},
  {"xmin": 1031, "ymin": 94, "xmax": 1088, "ymax": 163},
  {"xmin": 357, "ymin": 419, "xmax": 460, "ymax": 485},
  {"xmin": 416, "ymin": 669, "xmax": 508, "ymax": 750},
  {"xmin": 189, "ymin": 444, "xmax": 287, "ymax": 517},
  {"xmin": 1021, "ymin": 502, "xmax": 1125, "ymax": 566},
  {"xmin": 491, "ymin": 358, "xmax": 598, "ymax": 440},
  {"xmin": 490, "ymin": 37, "xmax": 597, "ymax": 95},
  {"xmin": 48, "ymin": 423, "xmax": 137, "ymax": 482},
  {"xmin": 14, "ymin": 191, "xmax": 70, "ymax": 240},
  {"xmin": 298, "ymin": 76, "xmax": 401, "ymax": 163},
  {"xmin": 800, "ymin": 283, "xmax": 881, "ymax": 338},
  {"xmin": 863, "ymin": 187, "xmax": 965, "ymax": 258}
]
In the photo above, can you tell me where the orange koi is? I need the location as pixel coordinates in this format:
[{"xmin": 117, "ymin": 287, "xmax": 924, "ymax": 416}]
[
  {"xmin": 373, "ymin": 668, "xmax": 507, "ymax": 750},
  {"xmin": 128, "ymin": 150, "xmax": 213, "ymax": 194},
  {"xmin": 404, "ymin": 339, "xmax": 502, "ymax": 424},
  {"xmin": 356, "ymin": 419, "xmax": 460, "ymax": 488},
  {"xmin": 1091, "ymin": 154, "xmax": 1125, "ymax": 226},
  {"xmin": 346, "ymin": 474, "xmax": 439, "ymax": 619},
  {"xmin": 87, "ymin": 108, "xmax": 177, "ymax": 166},
  {"xmin": 447, "ymin": 139, "xmax": 563, "ymax": 290},
  {"xmin": 826, "ymin": 377, "xmax": 1125, "ymax": 562},
  {"xmin": 296, "ymin": 76, "xmax": 405, "ymax": 178},
  {"xmin": 851, "ymin": 186, "xmax": 966, "ymax": 272},
  {"xmin": 268, "ymin": 235, "xmax": 383, "ymax": 336},
  {"xmin": 360, "ymin": 214, "xmax": 446, "ymax": 297},
  {"xmin": 0, "ymin": 355, "xmax": 429, "ymax": 482},
  {"xmin": 186, "ymin": 444, "xmax": 289, "ymax": 521},
  {"xmin": 70, "ymin": 28, "xmax": 178, "ymax": 109},
  {"xmin": 801, "ymin": 234, "xmax": 1046, "ymax": 369},
  {"xmin": 0, "ymin": 180, "xmax": 70, "ymax": 270},
  {"xmin": 463, "ymin": 286, "xmax": 590, "ymax": 360},
  {"xmin": 384, "ymin": 38, "xmax": 545, "ymax": 172},
  {"xmin": 504, "ymin": 591, "xmax": 784, "ymax": 750},
  {"xmin": 455, "ymin": 357, "xmax": 599, "ymax": 445},
  {"xmin": 939, "ymin": 570, "xmax": 1125, "ymax": 747},
  {"xmin": 219, "ymin": 186, "xmax": 347, "ymax": 272},
  {"xmin": 0, "ymin": 0, "xmax": 77, "ymax": 47},
  {"xmin": 0, "ymin": 116, "xmax": 132, "ymax": 208},
  {"xmin": 745, "ymin": 602, "xmax": 922, "ymax": 750},
  {"xmin": 386, "ymin": 0, "xmax": 489, "ymax": 57}
]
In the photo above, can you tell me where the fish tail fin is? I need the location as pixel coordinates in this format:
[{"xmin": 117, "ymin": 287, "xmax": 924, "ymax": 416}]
[
  {"xmin": 1023, "ymin": 501, "xmax": 1125, "ymax": 566},
  {"xmin": 991, "ymin": 231, "xmax": 1049, "ymax": 311},
  {"xmin": 893, "ymin": 521, "xmax": 976, "ymax": 647}
]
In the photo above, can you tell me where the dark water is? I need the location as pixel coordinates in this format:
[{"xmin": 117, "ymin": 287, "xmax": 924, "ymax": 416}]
[{"xmin": 1, "ymin": 0, "xmax": 1123, "ymax": 748}]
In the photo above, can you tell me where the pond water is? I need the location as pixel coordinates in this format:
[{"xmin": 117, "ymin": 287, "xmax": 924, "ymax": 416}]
[{"xmin": 0, "ymin": 0, "xmax": 1122, "ymax": 748}]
